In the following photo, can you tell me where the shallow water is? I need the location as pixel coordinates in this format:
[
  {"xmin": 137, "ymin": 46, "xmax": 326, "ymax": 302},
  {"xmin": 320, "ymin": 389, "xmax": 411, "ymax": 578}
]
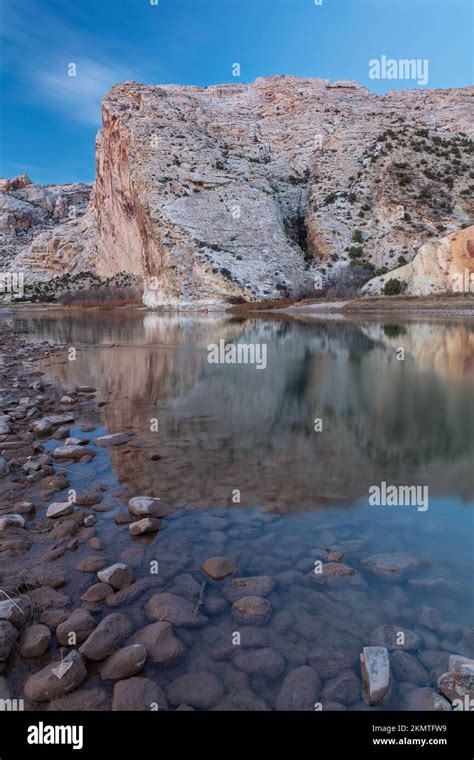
[{"xmin": 8, "ymin": 310, "xmax": 474, "ymax": 709}]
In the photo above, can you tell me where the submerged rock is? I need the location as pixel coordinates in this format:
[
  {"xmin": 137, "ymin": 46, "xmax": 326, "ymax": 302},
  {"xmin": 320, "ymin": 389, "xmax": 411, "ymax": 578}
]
[
  {"xmin": 202, "ymin": 556, "xmax": 239, "ymax": 580},
  {"xmin": 401, "ymin": 687, "xmax": 452, "ymax": 711},
  {"xmin": 232, "ymin": 596, "xmax": 272, "ymax": 626},
  {"xmin": 75, "ymin": 490, "xmax": 102, "ymax": 507},
  {"xmin": 307, "ymin": 562, "xmax": 367, "ymax": 588},
  {"xmin": 391, "ymin": 650, "xmax": 430, "ymax": 686},
  {"xmin": 19, "ymin": 624, "xmax": 51, "ymax": 658},
  {"xmin": 322, "ymin": 671, "xmax": 361, "ymax": 706},
  {"xmin": 233, "ymin": 647, "xmax": 285, "ymax": 681},
  {"xmin": 75, "ymin": 555, "xmax": 107, "ymax": 572},
  {"xmin": 276, "ymin": 666, "xmax": 321, "ymax": 711},
  {"xmin": 130, "ymin": 622, "xmax": 184, "ymax": 667},
  {"xmin": 166, "ymin": 671, "xmax": 223, "ymax": 709},
  {"xmin": 112, "ymin": 677, "xmax": 168, "ymax": 711},
  {"xmin": 100, "ymin": 644, "xmax": 147, "ymax": 681},
  {"xmin": 47, "ymin": 686, "xmax": 109, "ymax": 711},
  {"xmin": 361, "ymin": 553, "xmax": 420, "ymax": 582},
  {"xmin": 80, "ymin": 583, "xmax": 113, "ymax": 603},
  {"xmin": 79, "ymin": 613, "xmax": 132, "ymax": 661},
  {"xmin": 370, "ymin": 625, "xmax": 421, "ymax": 651},
  {"xmin": 146, "ymin": 593, "xmax": 207, "ymax": 627},
  {"xmin": 307, "ymin": 648, "xmax": 357, "ymax": 679},
  {"xmin": 222, "ymin": 575, "xmax": 275, "ymax": 602},
  {"xmin": 24, "ymin": 650, "xmax": 87, "ymax": 702}
]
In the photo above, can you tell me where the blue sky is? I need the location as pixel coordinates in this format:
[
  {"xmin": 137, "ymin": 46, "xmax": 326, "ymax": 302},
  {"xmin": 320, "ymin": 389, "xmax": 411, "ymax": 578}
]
[{"xmin": 1, "ymin": 0, "xmax": 472, "ymax": 184}]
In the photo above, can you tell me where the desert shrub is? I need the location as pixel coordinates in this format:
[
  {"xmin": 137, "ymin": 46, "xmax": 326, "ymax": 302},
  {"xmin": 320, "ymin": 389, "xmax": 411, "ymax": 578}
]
[
  {"xmin": 348, "ymin": 245, "xmax": 363, "ymax": 259},
  {"xmin": 383, "ymin": 278, "xmax": 403, "ymax": 296},
  {"xmin": 58, "ymin": 286, "xmax": 142, "ymax": 307}
]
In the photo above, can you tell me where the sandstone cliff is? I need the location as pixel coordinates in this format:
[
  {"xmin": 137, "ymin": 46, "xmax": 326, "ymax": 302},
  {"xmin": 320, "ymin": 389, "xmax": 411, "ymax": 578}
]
[
  {"xmin": 0, "ymin": 174, "xmax": 92, "ymax": 271},
  {"xmin": 3, "ymin": 77, "xmax": 474, "ymax": 305},
  {"xmin": 362, "ymin": 225, "xmax": 474, "ymax": 296}
]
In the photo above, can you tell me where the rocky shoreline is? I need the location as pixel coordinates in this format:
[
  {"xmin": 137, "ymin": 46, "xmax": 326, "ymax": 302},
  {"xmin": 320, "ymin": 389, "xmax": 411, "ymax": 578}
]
[{"xmin": 0, "ymin": 321, "xmax": 473, "ymax": 711}]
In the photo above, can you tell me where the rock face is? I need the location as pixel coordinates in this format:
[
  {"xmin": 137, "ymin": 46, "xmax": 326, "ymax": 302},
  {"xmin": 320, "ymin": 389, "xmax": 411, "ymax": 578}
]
[
  {"xmin": 364, "ymin": 226, "xmax": 474, "ymax": 296},
  {"xmin": 5, "ymin": 78, "xmax": 473, "ymax": 305},
  {"xmin": 0, "ymin": 174, "xmax": 91, "ymax": 271}
]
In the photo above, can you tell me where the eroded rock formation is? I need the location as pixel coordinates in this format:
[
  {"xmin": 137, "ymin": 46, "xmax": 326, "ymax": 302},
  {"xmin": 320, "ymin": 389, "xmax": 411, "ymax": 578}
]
[
  {"xmin": 3, "ymin": 77, "xmax": 473, "ymax": 305},
  {"xmin": 0, "ymin": 174, "xmax": 92, "ymax": 270},
  {"xmin": 363, "ymin": 226, "xmax": 474, "ymax": 296}
]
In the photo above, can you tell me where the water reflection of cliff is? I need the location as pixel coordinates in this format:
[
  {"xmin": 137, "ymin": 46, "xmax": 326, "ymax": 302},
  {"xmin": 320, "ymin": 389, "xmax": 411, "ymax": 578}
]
[{"xmin": 20, "ymin": 311, "xmax": 474, "ymax": 510}]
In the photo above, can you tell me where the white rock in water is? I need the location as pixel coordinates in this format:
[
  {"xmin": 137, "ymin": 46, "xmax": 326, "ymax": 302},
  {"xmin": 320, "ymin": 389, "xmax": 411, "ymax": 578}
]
[
  {"xmin": 97, "ymin": 563, "xmax": 134, "ymax": 590},
  {"xmin": 94, "ymin": 433, "xmax": 130, "ymax": 447},
  {"xmin": 360, "ymin": 646, "xmax": 391, "ymax": 705},
  {"xmin": 128, "ymin": 496, "xmax": 172, "ymax": 518},
  {"xmin": 0, "ymin": 514, "xmax": 26, "ymax": 531},
  {"xmin": 47, "ymin": 414, "xmax": 75, "ymax": 426},
  {"xmin": 129, "ymin": 518, "xmax": 162, "ymax": 536},
  {"xmin": 53, "ymin": 445, "xmax": 96, "ymax": 460},
  {"xmin": 46, "ymin": 502, "xmax": 74, "ymax": 518}
]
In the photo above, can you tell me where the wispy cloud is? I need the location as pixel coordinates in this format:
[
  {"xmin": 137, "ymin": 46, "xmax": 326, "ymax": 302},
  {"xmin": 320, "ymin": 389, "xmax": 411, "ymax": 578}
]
[
  {"xmin": 37, "ymin": 59, "xmax": 134, "ymax": 126},
  {"xmin": 1, "ymin": 2, "xmax": 157, "ymax": 126}
]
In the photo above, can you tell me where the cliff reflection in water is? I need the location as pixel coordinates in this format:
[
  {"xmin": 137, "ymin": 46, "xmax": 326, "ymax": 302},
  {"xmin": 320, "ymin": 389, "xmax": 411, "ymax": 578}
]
[{"xmin": 15, "ymin": 310, "xmax": 474, "ymax": 511}]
